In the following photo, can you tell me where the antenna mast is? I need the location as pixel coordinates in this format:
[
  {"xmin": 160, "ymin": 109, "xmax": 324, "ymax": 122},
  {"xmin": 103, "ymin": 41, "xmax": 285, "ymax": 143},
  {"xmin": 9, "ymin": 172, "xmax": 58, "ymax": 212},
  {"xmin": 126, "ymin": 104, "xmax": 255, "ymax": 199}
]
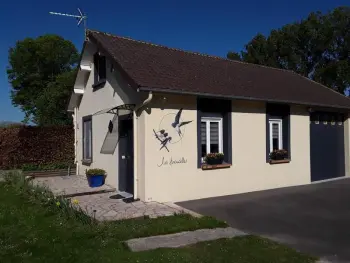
[{"xmin": 49, "ymin": 8, "xmax": 87, "ymax": 35}]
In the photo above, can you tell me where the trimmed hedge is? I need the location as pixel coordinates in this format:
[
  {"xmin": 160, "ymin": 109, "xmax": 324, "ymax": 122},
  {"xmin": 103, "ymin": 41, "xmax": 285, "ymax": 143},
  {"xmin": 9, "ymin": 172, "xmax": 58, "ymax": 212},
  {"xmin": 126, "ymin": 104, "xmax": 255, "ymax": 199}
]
[{"xmin": 0, "ymin": 126, "xmax": 74, "ymax": 170}]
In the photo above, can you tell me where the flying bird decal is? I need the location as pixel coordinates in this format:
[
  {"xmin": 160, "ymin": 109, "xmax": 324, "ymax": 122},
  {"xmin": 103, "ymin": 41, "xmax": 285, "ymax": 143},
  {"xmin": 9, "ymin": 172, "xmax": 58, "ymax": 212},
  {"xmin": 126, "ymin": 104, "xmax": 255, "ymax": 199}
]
[{"xmin": 171, "ymin": 108, "xmax": 193, "ymax": 137}]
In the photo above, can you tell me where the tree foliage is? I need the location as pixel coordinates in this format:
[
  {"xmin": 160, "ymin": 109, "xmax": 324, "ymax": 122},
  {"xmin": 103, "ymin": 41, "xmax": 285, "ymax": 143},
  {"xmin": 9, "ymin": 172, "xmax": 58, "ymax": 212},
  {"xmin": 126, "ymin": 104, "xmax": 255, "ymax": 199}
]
[
  {"xmin": 226, "ymin": 51, "xmax": 242, "ymax": 61},
  {"xmin": 227, "ymin": 7, "xmax": 350, "ymax": 94},
  {"xmin": 7, "ymin": 35, "xmax": 79, "ymax": 125}
]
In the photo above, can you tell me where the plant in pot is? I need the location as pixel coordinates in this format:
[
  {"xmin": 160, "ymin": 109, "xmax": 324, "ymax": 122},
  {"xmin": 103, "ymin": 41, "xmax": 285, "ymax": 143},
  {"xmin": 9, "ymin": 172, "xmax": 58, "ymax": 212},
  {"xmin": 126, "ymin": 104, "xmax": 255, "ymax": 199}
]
[
  {"xmin": 86, "ymin": 168, "xmax": 106, "ymax": 188},
  {"xmin": 204, "ymin": 153, "xmax": 224, "ymax": 165},
  {"xmin": 269, "ymin": 149, "xmax": 288, "ymax": 161}
]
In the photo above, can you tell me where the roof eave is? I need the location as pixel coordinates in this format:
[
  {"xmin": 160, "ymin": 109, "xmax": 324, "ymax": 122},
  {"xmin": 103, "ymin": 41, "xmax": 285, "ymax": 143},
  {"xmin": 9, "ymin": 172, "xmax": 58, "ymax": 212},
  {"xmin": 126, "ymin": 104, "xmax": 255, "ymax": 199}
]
[{"xmin": 138, "ymin": 86, "xmax": 350, "ymax": 111}]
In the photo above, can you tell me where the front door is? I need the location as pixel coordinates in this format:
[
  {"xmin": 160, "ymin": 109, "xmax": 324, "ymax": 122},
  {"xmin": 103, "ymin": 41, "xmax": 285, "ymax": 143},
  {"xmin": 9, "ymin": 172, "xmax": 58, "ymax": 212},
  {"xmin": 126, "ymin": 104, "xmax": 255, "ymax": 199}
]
[{"xmin": 118, "ymin": 118, "xmax": 134, "ymax": 194}]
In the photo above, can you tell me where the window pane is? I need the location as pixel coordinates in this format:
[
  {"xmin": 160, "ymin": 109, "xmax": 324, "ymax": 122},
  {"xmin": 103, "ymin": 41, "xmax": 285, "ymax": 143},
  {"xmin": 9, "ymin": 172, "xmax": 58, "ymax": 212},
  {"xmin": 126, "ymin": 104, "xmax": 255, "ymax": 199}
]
[
  {"xmin": 99, "ymin": 56, "xmax": 106, "ymax": 79},
  {"xmin": 210, "ymin": 144, "xmax": 219, "ymax": 153},
  {"xmin": 87, "ymin": 121, "xmax": 91, "ymax": 159},
  {"xmin": 272, "ymin": 123, "xmax": 279, "ymax": 139},
  {"xmin": 83, "ymin": 120, "xmax": 92, "ymax": 159},
  {"xmin": 210, "ymin": 122, "xmax": 219, "ymax": 144},
  {"xmin": 201, "ymin": 122, "xmax": 206, "ymax": 144},
  {"xmin": 200, "ymin": 122, "xmax": 207, "ymax": 157},
  {"xmin": 270, "ymin": 121, "xmax": 282, "ymax": 151},
  {"xmin": 210, "ymin": 122, "xmax": 219, "ymax": 153},
  {"xmin": 272, "ymin": 138, "xmax": 279, "ymax": 150}
]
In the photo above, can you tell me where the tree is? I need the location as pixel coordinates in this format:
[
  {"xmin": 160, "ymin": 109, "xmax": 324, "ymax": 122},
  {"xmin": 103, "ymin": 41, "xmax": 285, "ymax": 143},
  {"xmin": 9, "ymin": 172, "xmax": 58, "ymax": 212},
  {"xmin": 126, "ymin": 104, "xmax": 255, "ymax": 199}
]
[
  {"xmin": 226, "ymin": 51, "xmax": 242, "ymax": 61},
  {"xmin": 228, "ymin": 7, "xmax": 350, "ymax": 95},
  {"xmin": 7, "ymin": 35, "xmax": 79, "ymax": 125},
  {"xmin": 34, "ymin": 70, "xmax": 77, "ymax": 126}
]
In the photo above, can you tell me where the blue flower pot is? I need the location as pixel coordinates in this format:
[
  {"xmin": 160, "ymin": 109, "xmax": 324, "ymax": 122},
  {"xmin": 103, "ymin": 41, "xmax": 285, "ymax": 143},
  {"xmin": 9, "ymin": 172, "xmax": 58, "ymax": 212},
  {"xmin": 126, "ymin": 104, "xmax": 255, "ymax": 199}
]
[{"xmin": 87, "ymin": 174, "xmax": 104, "ymax": 187}]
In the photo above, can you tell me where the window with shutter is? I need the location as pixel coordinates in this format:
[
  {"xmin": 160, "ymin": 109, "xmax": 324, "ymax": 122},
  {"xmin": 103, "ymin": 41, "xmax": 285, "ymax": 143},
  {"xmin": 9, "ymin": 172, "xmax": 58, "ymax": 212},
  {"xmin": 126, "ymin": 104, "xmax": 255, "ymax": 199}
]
[
  {"xmin": 93, "ymin": 53, "xmax": 107, "ymax": 87},
  {"xmin": 201, "ymin": 121, "xmax": 207, "ymax": 158},
  {"xmin": 269, "ymin": 119, "xmax": 282, "ymax": 152},
  {"xmin": 200, "ymin": 117, "xmax": 223, "ymax": 162},
  {"xmin": 83, "ymin": 116, "xmax": 92, "ymax": 162},
  {"xmin": 197, "ymin": 98, "xmax": 232, "ymax": 167}
]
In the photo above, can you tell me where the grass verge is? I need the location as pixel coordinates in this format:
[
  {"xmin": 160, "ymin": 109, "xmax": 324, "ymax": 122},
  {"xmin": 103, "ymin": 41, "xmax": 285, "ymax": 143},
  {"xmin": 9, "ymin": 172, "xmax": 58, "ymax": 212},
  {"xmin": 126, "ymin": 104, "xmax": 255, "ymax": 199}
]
[{"xmin": 0, "ymin": 171, "xmax": 317, "ymax": 263}]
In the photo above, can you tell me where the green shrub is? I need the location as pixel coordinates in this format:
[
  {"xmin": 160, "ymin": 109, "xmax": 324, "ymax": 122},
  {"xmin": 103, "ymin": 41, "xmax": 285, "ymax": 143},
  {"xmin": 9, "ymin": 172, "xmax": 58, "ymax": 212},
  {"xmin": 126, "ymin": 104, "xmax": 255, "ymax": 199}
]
[
  {"xmin": 0, "ymin": 126, "xmax": 74, "ymax": 170},
  {"xmin": 86, "ymin": 168, "xmax": 106, "ymax": 176},
  {"xmin": 21, "ymin": 162, "xmax": 74, "ymax": 171},
  {"xmin": 2, "ymin": 170, "xmax": 94, "ymax": 225}
]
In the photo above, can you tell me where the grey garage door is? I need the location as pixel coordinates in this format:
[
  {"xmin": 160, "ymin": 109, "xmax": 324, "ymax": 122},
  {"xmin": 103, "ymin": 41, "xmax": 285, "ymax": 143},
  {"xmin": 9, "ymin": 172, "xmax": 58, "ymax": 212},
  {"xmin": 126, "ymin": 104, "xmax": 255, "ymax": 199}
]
[{"xmin": 310, "ymin": 112, "xmax": 345, "ymax": 182}]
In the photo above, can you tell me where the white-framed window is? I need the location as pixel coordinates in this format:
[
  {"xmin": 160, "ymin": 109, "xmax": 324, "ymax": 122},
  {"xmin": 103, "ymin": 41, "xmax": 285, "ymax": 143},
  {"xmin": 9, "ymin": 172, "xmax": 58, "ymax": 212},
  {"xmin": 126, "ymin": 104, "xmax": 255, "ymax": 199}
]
[
  {"xmin": 93, "ymin": 52, "xmax": 106, "ymax": 84},
  {"xmin": 201, "ymin": 117, "xmax": 223, "ymax": 160},
  {"xmin": 269, "ymin": 119, "xmax": 283, "ymax": 152},
  {"xmin": 83, "ymin": 117, "xmax": 92, "ymax": 161}
]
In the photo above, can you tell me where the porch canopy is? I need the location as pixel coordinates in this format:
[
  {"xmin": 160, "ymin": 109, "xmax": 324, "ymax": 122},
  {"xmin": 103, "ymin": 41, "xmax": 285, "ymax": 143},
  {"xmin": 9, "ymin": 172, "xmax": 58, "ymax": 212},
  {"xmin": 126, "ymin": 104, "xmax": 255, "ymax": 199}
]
[
  {"xmin": 93, "ymin": 104, "xmax": 135, "ymax": 155},
  {"xmin": 93, "ymin": 104, "xmax": 135, "ymax": 116}
]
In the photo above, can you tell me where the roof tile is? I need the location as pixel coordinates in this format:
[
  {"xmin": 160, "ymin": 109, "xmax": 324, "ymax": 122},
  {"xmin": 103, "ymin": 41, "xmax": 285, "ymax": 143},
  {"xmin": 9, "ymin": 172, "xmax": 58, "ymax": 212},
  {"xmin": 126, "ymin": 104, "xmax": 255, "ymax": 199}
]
[{"xmin": 88, "ymin": 30, "xmax": 350, "ymax": 110}]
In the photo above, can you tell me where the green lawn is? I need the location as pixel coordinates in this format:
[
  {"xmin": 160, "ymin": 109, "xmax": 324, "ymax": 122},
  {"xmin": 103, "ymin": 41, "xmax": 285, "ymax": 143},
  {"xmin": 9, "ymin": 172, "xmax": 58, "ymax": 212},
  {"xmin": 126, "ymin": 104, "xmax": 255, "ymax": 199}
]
[{"xmin": 0, "ymin": 180, "xmax": 316, "ymax": 263}]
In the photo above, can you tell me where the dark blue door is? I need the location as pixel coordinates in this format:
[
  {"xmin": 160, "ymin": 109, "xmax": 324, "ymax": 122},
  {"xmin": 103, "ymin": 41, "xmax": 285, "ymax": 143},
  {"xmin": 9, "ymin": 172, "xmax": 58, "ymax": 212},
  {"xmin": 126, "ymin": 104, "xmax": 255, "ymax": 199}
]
[
  {"xmin": 118, "ymin": 118, "xmax": 134, "ymax": 194},
  {"xmin": 310, "ymin": 112, "xmax": 345, "ymax": 181}
]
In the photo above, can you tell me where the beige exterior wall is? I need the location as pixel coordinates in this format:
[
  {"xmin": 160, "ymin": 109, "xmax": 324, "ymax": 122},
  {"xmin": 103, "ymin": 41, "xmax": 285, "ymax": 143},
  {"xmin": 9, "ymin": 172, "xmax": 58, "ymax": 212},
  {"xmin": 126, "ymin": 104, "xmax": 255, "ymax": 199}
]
[
  {"xmin": 76, "ymin": 45, "xmax": 141, "ymax": 188},
  {"xmin": 140, "ymin": 94, "xmax": 311, "ymax": 202}
]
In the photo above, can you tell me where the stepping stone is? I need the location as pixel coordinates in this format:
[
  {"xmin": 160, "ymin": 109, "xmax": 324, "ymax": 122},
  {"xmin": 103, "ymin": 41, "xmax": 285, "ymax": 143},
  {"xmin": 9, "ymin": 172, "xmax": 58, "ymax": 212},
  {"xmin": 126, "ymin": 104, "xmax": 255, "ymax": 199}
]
[{"xmin": 126, "ymin": 227, "xmax": 247, "ymax": 252}]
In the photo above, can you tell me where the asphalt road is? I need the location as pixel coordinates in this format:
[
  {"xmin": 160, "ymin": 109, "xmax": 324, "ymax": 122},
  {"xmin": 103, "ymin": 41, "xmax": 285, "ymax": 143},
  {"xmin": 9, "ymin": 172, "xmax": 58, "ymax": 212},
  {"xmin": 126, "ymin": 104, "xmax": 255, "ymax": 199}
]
[{"xmin": 178, "ymin": 178, "xmax": 350, "ymax": 262}]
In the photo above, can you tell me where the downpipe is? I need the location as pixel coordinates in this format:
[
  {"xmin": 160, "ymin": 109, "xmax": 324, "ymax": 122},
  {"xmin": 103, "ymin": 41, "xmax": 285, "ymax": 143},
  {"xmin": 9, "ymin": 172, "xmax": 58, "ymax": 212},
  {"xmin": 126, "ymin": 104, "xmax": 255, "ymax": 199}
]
[{"xmin": 133, "ymin": 91, "xmax": 153, "ymax": 200}]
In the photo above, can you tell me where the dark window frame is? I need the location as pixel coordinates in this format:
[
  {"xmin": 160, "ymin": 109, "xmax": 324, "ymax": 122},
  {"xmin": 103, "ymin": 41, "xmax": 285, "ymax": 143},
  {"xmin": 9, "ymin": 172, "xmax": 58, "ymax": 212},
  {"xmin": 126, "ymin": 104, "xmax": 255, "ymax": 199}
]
[
  {"xmin": 93, "ymin": 52, "xmax": 106, "ymax": 89},
  {"xmin": 197, "ymin": 98, "xmax": 232, "ymax": 168},
  {"xmin": 266, "ymin": 103, "xmax": 290, "ymax": 162},
  {"xmin": 82, "ymin": 115, "xmax": 93, "ymax": 165}
]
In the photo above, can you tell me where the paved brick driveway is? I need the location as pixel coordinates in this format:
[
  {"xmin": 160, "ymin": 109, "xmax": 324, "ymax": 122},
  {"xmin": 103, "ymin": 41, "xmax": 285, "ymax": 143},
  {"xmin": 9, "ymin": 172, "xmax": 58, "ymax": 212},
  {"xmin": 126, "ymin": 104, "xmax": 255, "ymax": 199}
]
[{"xmin": 178, "ymin": 178, "xmax": 350, "ymax": 263}]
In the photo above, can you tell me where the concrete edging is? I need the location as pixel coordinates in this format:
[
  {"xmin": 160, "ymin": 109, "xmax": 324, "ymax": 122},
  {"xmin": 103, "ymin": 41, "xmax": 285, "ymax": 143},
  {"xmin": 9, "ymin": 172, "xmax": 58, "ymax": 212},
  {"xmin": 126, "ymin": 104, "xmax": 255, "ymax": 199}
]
[{"xmin": 126, "ymin": 227, "xmax": 247, "ymax": 252}]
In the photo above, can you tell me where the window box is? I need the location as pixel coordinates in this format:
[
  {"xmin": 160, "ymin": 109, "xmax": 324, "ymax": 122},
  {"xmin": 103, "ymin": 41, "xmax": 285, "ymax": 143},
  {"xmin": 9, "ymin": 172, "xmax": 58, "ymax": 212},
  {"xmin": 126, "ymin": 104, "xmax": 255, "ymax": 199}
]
[
  {"xmin": 269, "ymin": 149, "xmax": 288, "ymax": 160},
  {"xmin": 202, "ymin": 163, "xmax": 231, "ymax": 170},
  {"xmin": 204, "ymin": 152, "xmax": 224, "ymax": 165},
  {"xmin": 269, "ymin": 159, "xmax": 290, "ymax": 165}
]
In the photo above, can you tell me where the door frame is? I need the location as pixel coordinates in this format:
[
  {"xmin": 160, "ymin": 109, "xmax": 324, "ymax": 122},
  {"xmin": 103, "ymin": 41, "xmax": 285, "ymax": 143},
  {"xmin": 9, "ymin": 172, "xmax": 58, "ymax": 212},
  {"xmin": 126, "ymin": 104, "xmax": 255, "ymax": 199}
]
[{"xmin": 118, "ymin": 115, "xmax": 134, "ymax": 195}]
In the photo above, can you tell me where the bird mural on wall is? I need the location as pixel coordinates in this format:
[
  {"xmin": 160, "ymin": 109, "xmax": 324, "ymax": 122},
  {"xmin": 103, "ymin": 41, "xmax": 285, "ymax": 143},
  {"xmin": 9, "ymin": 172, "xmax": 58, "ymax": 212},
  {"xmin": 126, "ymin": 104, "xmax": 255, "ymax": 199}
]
[
  {"xmin": 154, "ymin": 108, "xmax": 193, "ymax": 152},
  {"xmin": 171, "ymin": 108, "xmax": 193, "ymax": 137},
  {"xmin": 153, "ymin": 129, "xmax": 172, "ymax": 152}
]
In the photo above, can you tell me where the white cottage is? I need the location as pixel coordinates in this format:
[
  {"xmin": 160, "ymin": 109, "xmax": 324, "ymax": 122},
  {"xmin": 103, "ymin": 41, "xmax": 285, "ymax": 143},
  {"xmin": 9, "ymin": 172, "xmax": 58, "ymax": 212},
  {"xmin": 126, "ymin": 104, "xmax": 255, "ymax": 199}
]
[{"xmin": 68, "ymin": 30, "xmax": 350, "ymax": 202}]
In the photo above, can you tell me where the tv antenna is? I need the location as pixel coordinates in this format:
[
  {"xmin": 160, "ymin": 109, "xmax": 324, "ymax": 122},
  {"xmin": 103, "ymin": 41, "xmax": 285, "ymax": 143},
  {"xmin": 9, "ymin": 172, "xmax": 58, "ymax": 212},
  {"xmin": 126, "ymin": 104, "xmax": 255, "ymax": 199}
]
[{"xmin": 49, "ymin": 8, "xmax": 87, "ymax": 32}]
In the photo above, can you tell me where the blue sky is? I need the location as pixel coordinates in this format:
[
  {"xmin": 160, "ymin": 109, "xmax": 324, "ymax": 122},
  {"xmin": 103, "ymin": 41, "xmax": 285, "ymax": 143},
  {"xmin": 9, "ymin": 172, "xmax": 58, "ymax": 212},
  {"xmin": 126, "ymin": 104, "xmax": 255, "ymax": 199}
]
[{"xmin": 0, "ymin": 0, "xmax": 348, "ymax": 122}]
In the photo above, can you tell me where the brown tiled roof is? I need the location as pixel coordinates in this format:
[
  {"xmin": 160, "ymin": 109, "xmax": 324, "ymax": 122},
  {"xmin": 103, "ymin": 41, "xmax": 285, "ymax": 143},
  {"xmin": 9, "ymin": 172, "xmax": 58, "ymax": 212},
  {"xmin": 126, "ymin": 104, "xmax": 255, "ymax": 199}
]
[{"xmin": 87, "ymin": 30, "xmax": 350, "ymax": 110}]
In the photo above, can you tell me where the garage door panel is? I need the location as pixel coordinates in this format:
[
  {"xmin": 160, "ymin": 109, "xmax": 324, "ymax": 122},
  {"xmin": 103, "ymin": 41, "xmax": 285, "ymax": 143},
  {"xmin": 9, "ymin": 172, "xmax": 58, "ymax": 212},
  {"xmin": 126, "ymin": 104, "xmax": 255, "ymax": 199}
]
[{"xmin": 310, "ymin": 112, "xmax": 345, "ymax": 182}]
